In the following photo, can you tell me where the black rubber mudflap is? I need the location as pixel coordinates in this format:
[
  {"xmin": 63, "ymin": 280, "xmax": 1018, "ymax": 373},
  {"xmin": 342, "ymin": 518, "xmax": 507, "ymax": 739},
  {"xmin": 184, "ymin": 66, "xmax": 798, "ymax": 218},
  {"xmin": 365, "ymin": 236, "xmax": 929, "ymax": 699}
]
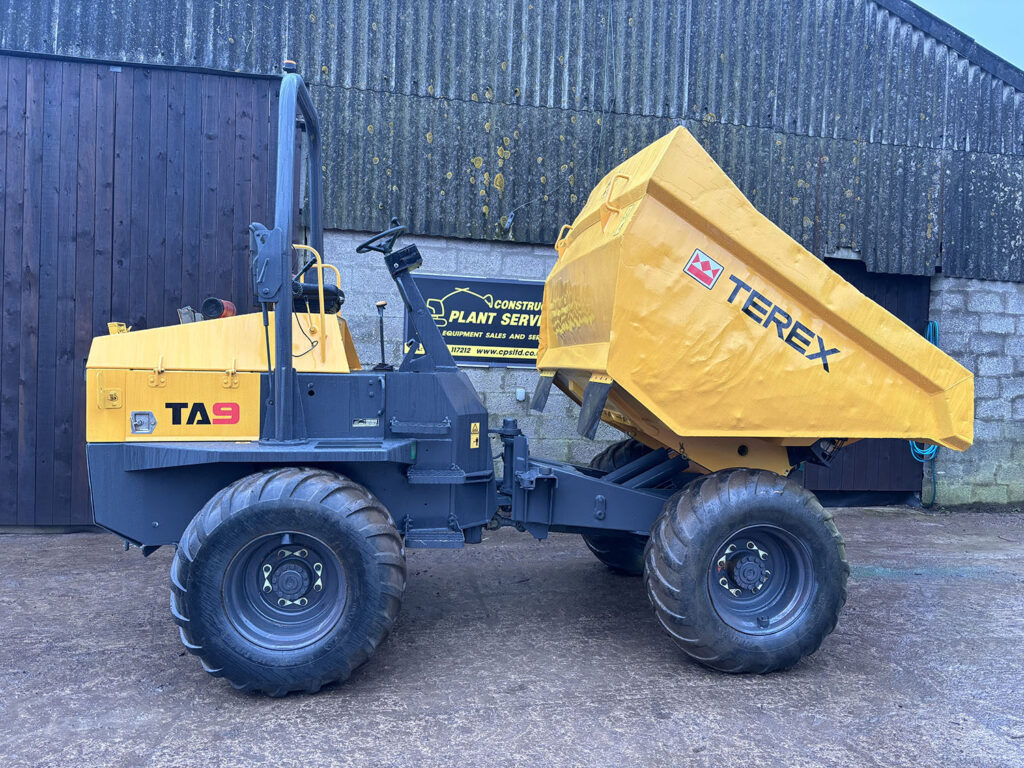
[
  {"xmin": 530, "ymin": 372, "xmax": 555, "ymax": 412},
  {"xmin": 577, "ymin": 379, "xmax": 612, "ymax": 439}
]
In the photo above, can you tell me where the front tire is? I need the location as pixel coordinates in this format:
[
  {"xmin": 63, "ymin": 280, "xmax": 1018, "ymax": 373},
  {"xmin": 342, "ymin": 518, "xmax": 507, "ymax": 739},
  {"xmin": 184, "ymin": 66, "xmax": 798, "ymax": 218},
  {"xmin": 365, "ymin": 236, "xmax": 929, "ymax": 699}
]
[
  {"xmin": 170, "ymin": 467, "xmax": 406, "ymax": 696},
  {"xmin": 644, "ymin": 469, "xmax": 848, "ymax": 673}
]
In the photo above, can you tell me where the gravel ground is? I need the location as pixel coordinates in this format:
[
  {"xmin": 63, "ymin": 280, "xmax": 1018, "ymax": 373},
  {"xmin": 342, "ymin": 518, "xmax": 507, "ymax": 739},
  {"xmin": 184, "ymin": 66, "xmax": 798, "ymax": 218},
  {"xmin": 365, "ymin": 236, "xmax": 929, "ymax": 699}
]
[{"xmin": 1, "ymin": 507, "xmax": 1022, "ymax": 767}]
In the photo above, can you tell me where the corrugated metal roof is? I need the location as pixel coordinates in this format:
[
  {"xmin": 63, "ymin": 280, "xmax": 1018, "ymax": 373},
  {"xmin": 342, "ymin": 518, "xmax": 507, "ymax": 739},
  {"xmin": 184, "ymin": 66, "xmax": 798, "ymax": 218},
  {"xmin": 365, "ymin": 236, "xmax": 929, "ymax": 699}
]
[{"xmin": 3, "ymin": 0, "xmax": 1022, "ymax": 280}]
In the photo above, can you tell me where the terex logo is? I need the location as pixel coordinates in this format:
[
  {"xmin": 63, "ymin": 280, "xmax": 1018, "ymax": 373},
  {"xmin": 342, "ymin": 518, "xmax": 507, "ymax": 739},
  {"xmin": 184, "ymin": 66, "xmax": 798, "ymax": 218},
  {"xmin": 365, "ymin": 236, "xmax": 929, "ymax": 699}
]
[
  {"xmin": 165, "ymin": 402, "xmax": 240, "ymax": 425},
  {"xmin": 725, "ymin": 275, "xmax": 841, "ymax": 373},
  {"xmin": 684, "ymin": 249, "xmax": 724, "ymax": 289}
]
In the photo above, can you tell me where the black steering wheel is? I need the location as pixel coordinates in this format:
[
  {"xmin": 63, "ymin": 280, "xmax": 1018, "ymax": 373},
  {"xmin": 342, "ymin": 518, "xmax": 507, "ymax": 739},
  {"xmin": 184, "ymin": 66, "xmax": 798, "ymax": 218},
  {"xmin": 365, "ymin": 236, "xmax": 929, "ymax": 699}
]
[{"xmin": 356, "ymin": 219, "xmax": 407, "ymax": 255}]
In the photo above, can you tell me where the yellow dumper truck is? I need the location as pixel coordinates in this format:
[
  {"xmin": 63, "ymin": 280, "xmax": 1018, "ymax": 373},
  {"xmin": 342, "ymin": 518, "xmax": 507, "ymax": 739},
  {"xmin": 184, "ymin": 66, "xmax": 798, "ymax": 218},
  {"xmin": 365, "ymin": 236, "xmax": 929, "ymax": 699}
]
[{"xmin": 86, "ymin": 73, "xmax": 972, "ymax": 695}]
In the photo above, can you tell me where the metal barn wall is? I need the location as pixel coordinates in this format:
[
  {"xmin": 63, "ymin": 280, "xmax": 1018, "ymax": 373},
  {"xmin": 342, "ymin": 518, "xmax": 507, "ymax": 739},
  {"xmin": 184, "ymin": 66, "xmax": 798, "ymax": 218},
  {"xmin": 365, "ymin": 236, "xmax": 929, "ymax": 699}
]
[
  {"xmin": 3, "ymin": 0, "xmax": 1024, "ymax": 281},
  {"xmin": 0, "ymin": 53, "xmax": 277, "ymax": 526}
]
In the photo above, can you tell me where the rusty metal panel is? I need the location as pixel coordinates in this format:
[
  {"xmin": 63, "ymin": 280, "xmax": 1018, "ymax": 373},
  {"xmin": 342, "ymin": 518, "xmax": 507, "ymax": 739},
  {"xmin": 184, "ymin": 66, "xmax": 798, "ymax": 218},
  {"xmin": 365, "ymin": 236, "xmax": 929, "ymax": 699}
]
[
  {"xmin": 944, "ymin": 151, "xmax": 1024, "ymax": 282},
  {"xmin": 314, "ymin": 86, "xmax": 602, "ymax": 244},
  {"xmin": 3, "ymin": 0, "xmax": 1023, "ymax": 280}
]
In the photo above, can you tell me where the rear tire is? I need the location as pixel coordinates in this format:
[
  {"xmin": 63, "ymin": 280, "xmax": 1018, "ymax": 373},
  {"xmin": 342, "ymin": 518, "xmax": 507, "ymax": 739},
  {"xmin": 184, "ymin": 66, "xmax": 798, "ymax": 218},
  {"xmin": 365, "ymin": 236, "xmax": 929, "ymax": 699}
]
[
  {"xmin": 581, "ymin": 439, "xmax": 654, "ymax": 575},
  {"xmin": 644, "ymin": 469, "xmax": 848, "ymax": 673},
  {"xmin": 581, "ymin": 530, "xmax": 648, "ymax": 576},
  {"xmin": 170, "ymin": 467, "xmax": 405, "ymax": 696},
  {"xmin": 589, "ymin": 438, "xmax": 652, "ymax": 472}
]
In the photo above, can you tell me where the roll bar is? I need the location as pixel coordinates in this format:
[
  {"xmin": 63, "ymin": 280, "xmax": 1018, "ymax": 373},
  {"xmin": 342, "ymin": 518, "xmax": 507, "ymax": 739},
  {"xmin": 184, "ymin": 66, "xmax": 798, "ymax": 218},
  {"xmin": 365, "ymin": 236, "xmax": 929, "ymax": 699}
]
[{"xmin": 249, "ymin": 72, "xmax": 323, "ymax": 442}]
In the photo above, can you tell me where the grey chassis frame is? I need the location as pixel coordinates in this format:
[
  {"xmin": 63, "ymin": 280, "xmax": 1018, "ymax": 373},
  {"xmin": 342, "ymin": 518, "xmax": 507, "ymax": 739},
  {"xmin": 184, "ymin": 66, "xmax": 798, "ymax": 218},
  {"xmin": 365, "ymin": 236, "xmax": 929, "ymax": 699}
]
[{"xmin": 86, "ymin": 73, "xmax": 683, "ymax": 551}]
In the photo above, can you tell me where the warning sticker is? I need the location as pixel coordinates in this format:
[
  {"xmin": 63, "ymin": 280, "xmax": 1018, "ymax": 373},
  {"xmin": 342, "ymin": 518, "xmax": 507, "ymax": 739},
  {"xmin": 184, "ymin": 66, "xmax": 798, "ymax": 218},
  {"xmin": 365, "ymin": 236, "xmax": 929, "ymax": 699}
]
[{"xmin": 684, "ymin": 249, "xmax": 724, "ymax": 290}]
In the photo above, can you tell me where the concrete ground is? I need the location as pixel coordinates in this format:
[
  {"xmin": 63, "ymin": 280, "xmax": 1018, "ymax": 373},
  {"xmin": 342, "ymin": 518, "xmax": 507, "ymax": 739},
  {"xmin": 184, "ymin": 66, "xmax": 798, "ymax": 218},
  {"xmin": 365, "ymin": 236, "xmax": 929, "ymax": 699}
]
[{"xmin": 1, "ymin": 508, "xmax": 1022, "ymax": 768}]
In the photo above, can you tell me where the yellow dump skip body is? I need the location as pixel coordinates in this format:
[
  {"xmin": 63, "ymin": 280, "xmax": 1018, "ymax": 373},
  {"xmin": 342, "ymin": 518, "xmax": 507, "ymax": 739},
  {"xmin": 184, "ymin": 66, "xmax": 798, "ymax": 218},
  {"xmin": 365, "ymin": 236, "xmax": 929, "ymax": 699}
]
[{"xmin": 538, "ymin": 127, "xmax": 973, "ymax": 473}]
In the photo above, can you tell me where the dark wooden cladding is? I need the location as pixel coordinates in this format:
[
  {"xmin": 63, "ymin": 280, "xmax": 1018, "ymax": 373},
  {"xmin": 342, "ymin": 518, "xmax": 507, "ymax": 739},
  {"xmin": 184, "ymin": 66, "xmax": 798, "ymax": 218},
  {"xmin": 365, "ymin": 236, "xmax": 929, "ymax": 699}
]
[
  {"xmin": 0, "ymin": 53, "xmax": 278, "ymax": 526},
  {"xmin": 802, "ymin": 260, "xmax": 931, "ymax": 494}
]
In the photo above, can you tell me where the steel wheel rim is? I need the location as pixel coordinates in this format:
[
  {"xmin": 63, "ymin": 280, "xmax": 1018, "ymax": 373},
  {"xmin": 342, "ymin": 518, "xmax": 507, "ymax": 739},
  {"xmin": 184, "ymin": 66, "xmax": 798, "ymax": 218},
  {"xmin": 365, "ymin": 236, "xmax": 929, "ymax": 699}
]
[
  {"xmin": 706, "ymin": 524, "xmax": 815, "ymax": 636},
  {"xmin": 222, "ymin": 532, "xmax": 347, "ymax": 651}
]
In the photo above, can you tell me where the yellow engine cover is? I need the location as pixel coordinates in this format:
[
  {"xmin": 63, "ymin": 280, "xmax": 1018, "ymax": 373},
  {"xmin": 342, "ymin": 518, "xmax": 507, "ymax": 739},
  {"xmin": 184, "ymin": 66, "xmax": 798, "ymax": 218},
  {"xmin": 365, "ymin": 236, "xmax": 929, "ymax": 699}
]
[
  {"xmin": 87, "ymin": 312, "xmax": 360, "ymax": 442},
  {"xmin": 538, "ymin": 127, "xmax": 973, "ymax": 453}
]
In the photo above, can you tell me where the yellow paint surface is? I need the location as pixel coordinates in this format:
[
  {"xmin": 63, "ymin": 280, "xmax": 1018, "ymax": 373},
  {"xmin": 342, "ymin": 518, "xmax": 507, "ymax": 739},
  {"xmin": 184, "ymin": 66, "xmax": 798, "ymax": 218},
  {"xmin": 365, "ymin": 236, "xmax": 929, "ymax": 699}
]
[
  {"xmin": 538, "ymin": 127, "xmax": 973, "ymax": 465},
  {"xmin": 88, "ymin": 313, "xmax": 359, "ymax": 373},
  {"xmin": 87, "ymin": 313, "xmax": 362, "ymax": 443},
  {"xmin": 87, "ymin": 369, "xmax": 260, "ymax": 442}
]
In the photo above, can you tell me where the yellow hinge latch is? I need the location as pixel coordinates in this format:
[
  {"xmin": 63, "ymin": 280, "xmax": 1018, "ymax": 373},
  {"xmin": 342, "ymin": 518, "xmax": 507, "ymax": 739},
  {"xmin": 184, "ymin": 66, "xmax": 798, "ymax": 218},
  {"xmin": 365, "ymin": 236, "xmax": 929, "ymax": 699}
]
[
  {"xmin": 149, "ymin": 355, "xmax": 166, "ymax": 388},
  {"xmin": 222, "ymin": 358, "xmax": 239, "ymax": 389}
]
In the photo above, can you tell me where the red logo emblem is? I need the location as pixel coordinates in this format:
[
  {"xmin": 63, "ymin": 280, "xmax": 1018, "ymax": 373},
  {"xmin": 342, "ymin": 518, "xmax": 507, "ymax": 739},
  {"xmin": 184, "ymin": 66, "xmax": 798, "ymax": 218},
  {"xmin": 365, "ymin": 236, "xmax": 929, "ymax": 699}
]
[{"xmin": 684, "ymin": 249, "xmax": 723, "ymax": 289}]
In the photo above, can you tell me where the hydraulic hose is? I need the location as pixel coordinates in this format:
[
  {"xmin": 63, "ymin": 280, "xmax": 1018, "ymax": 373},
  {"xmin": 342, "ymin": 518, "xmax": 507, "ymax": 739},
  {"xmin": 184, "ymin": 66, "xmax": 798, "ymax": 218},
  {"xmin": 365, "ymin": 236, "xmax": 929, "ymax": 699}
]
[{"xmin": 909, "ymin": 320, "xmax": 940, "ymax": 507}]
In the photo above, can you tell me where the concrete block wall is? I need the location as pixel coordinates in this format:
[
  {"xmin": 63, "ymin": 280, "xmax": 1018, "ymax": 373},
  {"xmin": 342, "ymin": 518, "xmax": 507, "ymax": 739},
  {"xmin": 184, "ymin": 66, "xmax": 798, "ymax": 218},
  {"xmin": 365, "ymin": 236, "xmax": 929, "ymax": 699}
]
[
  {"xmin": 929, "ymin": 276, "xmax": 1024, "ymax": 505},
  {"xmin": 322, "ymin": 230, "xmax": 621, "ymax": 468}
]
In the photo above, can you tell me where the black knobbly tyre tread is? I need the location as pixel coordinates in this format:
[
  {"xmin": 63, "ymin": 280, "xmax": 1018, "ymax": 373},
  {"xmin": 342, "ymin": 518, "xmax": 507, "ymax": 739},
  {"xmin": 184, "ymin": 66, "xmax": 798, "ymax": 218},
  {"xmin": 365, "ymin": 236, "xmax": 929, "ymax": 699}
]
[
  {"xmin": 590, "ymin": 438, "xmax": 652, "ymax": 474},
  {"xmin": 200, "ymin": 659, "xmax": 223, "ymax": 676},
  {"xmin": 169, "ymin": 592, "xmax": 189, "ymax": 625},
  {"xmin": 644, "ymin": 468, "xmax": 849, "ymax": 674},
  {"xmin": 177, "ymin": 626, "xmax": 201, "ymax": 651},
  {"xmin": 169, "ymin": 467, "xmax": 406, "ymax": 696},
  {"xmin": 581, "ymin": 529, "xmax": 648, "ymax": 576}
]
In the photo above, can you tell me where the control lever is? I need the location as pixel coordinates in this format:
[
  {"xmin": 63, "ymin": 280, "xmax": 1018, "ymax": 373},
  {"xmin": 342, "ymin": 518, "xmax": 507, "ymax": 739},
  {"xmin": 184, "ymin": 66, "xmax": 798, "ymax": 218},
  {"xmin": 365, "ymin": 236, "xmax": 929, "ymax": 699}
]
[{"xmin": 373, "ymin": 301, "xmax": 393, "ymax": 371}]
